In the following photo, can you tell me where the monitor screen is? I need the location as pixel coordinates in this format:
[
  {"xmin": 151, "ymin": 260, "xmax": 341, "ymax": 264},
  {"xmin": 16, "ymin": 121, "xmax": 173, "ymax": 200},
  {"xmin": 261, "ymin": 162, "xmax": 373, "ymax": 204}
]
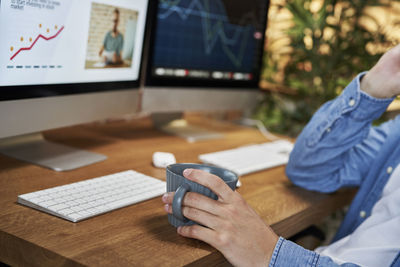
[
  {"xmin": 0, "ymin": 0, "xmax": 149, "ymax": 100},
  {"xmin": 146, "ymin": 0, "xmax": 269, "ymax": 88}
]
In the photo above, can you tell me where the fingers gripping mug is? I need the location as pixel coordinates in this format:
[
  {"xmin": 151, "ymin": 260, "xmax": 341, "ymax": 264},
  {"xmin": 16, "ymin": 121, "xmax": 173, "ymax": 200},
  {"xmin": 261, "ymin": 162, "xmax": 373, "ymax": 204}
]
[{"xmin": 166, "ymin": 163, "xmax": 238, "ymax": 227}]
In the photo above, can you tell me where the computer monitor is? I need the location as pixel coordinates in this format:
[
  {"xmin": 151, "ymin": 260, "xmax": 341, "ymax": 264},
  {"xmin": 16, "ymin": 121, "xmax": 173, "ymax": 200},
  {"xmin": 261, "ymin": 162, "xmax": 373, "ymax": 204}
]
[
  {"xmin": 142, "ymin": 0, "xmax": 270, "ymax": 141},
  {"xmin": 0, "ymin": 0, "xmax": 150, "ymax": 171}
]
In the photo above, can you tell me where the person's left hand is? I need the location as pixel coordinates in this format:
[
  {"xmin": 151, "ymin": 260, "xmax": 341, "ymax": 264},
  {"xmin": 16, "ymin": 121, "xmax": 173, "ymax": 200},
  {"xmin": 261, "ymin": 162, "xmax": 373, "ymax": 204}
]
[{"xmin": 162, "ymin": 168, "xmax": 279, "ymax": 267}]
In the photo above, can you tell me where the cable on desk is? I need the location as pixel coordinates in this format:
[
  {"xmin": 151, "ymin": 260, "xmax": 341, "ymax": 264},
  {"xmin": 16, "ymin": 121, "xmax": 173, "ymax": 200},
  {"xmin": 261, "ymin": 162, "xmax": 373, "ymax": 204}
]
[{"xmin": 236, "ymin": 118, "xmax": 280, "ymax": 141}]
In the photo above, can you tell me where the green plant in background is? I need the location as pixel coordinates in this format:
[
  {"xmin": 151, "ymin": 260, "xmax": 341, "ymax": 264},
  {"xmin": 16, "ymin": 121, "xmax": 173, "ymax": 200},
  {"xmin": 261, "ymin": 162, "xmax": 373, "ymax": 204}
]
[{"xmin": 255, "ymin": 0, "xmax": 395, "ymax": 136}]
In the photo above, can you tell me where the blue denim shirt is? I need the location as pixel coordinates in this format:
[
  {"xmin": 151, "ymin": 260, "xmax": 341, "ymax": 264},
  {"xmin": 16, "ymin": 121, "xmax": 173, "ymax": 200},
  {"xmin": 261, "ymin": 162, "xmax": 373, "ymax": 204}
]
[{"xmin": 269, "ymin": 73, "xmax": 400, "ymax": 267}]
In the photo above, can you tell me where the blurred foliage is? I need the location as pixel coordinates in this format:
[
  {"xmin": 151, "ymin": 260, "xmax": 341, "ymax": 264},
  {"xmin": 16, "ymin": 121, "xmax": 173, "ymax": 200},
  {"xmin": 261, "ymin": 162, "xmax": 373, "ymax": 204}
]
[{"xmin": 255, "ymin": 0, "xmax": 397, "ymax": 136}]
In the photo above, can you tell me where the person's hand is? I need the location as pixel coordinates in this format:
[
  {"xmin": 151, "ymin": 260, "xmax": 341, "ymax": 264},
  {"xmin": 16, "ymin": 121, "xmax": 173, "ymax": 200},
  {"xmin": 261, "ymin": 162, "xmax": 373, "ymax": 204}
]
[
  {"xmin": 161, "ymin": 169, "xmax": 279, "ymax": 267},
  {"xmin": 361, "ymin": 44, "xmax": 400, "ymax": 99}
]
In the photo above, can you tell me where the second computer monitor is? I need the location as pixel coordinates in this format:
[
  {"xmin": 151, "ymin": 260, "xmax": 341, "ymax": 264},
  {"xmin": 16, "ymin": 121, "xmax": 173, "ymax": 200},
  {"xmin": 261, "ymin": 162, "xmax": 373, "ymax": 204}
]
[{"xmin": 143, "ymin": 0, "xmax": 270, "ymax": 113}]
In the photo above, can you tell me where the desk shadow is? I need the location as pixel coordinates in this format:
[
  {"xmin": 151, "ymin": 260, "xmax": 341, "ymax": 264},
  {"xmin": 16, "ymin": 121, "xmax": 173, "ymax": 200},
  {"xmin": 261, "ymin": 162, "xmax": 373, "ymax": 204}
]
[
  {"xmin": 44, "ymin": 135, "xmax": 115, "ymax": 151},
  {"xmin": 140, "ymin": 214, "xmax": 214, "ymax": 252},
  {"xmin": 0, "ymin": 154, "xmax": 29, "ymax": 172},
  {"xmin": 85, "ymin": 125, "xmax": 167, "ymax": 141}
]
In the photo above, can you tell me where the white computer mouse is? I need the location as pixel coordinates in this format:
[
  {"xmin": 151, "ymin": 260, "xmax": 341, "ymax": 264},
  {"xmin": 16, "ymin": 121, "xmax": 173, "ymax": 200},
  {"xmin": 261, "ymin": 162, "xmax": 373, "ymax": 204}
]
[{"xmin": 152, "ymin": 152, "xmax": 176, "ymax": 168}]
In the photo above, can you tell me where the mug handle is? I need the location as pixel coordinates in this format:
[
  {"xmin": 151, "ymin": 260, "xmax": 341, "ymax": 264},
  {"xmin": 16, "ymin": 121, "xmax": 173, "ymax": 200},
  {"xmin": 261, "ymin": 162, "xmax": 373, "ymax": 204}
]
[{"xmin": 172, "ymin": 183, "xmax": 190, "ymax": 221}]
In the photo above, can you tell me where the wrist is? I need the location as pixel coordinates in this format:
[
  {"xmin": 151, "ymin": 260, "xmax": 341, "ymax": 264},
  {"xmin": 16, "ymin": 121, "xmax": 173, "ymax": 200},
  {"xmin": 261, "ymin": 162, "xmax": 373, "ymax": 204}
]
[
  {"xmin": 265, "ymin": 231, "xmax": 280, "ymax": 265},
  {"xmin": 360, "ymin": 71, "xmax": 396, "ymax": 99}
]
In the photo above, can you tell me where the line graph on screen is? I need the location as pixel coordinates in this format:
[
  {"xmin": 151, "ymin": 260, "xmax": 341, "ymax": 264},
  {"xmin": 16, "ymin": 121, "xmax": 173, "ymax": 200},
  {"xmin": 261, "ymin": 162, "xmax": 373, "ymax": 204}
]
[
  {"xmin": 155, "ymin": 0, "xmax": 261, "ymax": 70},
  {"xmin": 9, "ymin": 25, "xmax": 65, "ymax": 61}
]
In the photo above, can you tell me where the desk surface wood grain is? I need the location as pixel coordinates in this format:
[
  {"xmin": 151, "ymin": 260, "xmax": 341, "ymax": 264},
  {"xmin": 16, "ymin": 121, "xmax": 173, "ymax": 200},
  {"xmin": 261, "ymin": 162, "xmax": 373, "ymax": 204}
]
[{"xmin": 0, "ymin": 116, "xmax": 355, "ymax": 266}]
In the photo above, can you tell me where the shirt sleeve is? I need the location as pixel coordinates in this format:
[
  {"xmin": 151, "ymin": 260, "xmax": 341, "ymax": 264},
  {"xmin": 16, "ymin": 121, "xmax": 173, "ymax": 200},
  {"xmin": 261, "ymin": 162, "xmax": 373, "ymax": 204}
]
[
  {"xmin": 269, "ymin": 237, "xmax": 361, "ymax": 267},
  {"xmin": 117, "ymin": 34, "xmax": 124, "ymax": 55},
  {"xmin": 286, "ymin": 72, "xmax": 395, "ymax": 193},
  {"xmin": 103, "ymin": 32, "xmax": 109, "ymax": 47}
]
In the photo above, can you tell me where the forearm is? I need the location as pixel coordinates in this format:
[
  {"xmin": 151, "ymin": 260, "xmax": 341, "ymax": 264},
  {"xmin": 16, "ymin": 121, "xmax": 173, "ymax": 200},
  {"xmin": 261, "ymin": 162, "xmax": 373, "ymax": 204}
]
[{"xmin": 286, "ymin": 73, "xmax": 394, "ymax": 193}]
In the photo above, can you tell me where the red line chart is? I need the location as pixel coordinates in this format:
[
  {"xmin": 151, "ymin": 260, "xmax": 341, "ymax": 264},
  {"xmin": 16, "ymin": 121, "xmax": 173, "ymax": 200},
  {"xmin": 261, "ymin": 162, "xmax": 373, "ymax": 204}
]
[{"xmin": 10, "ymin": 26, "xmax": 65, "ymax": 61}]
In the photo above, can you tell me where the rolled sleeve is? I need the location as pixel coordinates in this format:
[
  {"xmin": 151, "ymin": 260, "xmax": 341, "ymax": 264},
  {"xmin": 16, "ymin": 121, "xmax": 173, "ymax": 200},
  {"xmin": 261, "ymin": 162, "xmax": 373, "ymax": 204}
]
[
  {"xmin": 269, "ymin": 237, "xmax": 361, "ymax": 267},
  {"xmin": 340, "ymin": 72, "xmax": 394, "ymax": 121},
  {"xmin": 286, "ymin": 72, "xmax": 395, "ymax": 193},
  {"xmin": 305, "ymin": 72, "xmax": 393, "ymax": 147},
  {"xmin": 269, "ymin": 237, "xmax": 319, "ymax": 267}
]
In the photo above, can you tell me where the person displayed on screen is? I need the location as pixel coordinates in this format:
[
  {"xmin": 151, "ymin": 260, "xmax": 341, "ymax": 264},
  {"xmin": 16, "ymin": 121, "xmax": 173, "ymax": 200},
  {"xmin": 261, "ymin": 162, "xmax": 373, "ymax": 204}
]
[
  {"xmin": 162, "ymin": 44, "xmax": 400, "ymax": 267},
  {"xmin": 99, "ymin": 8, "xmax": 124, "ymax": 65}
]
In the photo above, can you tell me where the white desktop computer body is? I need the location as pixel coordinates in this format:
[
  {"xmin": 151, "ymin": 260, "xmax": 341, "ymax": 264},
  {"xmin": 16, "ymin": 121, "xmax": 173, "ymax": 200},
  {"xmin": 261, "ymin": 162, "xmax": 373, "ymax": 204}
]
[
  {"xmin": 0, "ymin": 0, "xmax": 150, "ymax": 171},
  {"xmin": 142, "ymin": 0, "xmax": 270, "ymax": 141}
]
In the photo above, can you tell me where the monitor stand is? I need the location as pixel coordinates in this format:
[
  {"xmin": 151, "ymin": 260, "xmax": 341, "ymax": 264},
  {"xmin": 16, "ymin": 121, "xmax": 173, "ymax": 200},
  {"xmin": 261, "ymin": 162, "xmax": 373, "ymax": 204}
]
[
  {"xmin": 0, "ymin": 133, "xmax": 107, "ymax": 171},
  {"xmin": 151, "ymin": 112, "xmax": 223, "ymax": 143}
]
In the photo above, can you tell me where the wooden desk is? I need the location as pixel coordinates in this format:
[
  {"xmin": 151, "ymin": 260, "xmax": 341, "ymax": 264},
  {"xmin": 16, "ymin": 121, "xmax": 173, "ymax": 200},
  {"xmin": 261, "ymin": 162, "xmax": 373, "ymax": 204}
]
[{"xmin": 0, "ymin": 116, "xmax": 355, "ymax": 266}]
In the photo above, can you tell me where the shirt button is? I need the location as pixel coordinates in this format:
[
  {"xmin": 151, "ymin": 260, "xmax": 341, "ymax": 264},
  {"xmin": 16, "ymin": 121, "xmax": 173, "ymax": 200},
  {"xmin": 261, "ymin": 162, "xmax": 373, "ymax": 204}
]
[
  {"xmin": 387, "ymin": 166, "xmax": 393, "ymax": 174},
  {"xmin": 349, "ymin": 99, "xmax": 356, "ymax": 107},
  {"xmin": 360, "ymin": 210, "xmax": 366, "ymax": 218},
  {"xmin": 326, "ymin": 128, "xmax": 331, "ymax": 133}
]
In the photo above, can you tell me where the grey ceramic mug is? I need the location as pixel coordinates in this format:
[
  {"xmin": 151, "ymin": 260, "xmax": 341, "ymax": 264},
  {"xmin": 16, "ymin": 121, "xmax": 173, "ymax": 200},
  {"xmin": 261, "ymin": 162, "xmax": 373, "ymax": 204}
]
[{"xmin": 166, "ymin": 163, "xmax": 238, "ymax": 227}]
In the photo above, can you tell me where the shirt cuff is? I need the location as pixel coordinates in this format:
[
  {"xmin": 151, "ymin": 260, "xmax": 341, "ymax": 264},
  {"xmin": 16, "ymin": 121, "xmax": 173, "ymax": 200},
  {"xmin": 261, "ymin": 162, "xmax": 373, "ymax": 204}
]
[
  {"xmin": 339, "ymin": 72, "xmax": 394, "ymax": 120},
  {"xmin": 269, "ymin": 237, "xmax": 320, "ymax": 267}
]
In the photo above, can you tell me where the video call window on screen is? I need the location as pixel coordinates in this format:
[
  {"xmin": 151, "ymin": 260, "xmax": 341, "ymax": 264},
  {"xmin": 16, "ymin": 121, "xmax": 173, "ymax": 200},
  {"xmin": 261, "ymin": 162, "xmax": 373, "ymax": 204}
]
[{"xmin": 85, "ymin": 3, "xmax": 138, "ymax": 69}]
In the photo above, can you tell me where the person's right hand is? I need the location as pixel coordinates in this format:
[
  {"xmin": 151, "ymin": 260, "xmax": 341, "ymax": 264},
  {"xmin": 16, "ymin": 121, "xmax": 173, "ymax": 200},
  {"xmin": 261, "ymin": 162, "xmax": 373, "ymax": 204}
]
[
  {"xmin": 361, "ymin": 44, "xmax": 400, "ymax": 99},
  {"xmin": 162, "ymin": 169, "xmax": 279, "ymax": 267}
]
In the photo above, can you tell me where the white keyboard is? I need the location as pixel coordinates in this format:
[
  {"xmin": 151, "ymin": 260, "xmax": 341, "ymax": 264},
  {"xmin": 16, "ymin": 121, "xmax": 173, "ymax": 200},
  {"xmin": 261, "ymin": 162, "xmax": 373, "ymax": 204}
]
[
  {"xmin": 199, "ymin": 140, "xmax": 294, "ymax": 176},
  {"xmin": 18, "ymin": 170, "xmax": 166, "ymax": 222}
]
